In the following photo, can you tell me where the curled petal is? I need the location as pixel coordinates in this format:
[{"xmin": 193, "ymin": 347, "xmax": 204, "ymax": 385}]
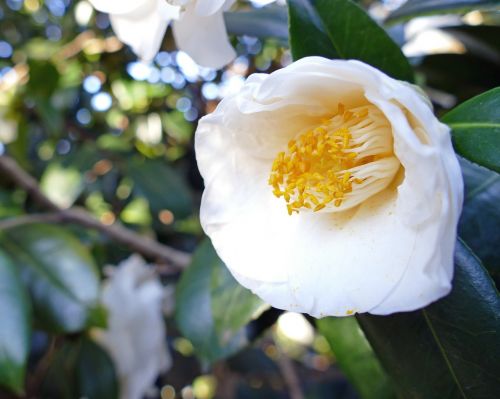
[
  {"xmin": 109, "ymin": 2, "xmax": 178, "ymax": 62},
  {"xmin": 173, "ymin": 3, "xmax": 236, "ymax": 69}
]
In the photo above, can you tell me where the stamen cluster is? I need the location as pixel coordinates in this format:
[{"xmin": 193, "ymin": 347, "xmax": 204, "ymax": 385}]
[{"xmin": 269, "ymin": 105, "xmax": 372, "ymax": 215}]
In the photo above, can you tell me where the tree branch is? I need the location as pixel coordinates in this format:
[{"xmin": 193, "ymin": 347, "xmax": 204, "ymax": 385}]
[
  {"xmin": 0, "ymin": 155, "xmax": 191, "ymax": 269},
  {"xmin": 0, "ymin": 156, "xmax": 59, "ymax": 211},
  {"xmin": 276, "ymin": 346, "xmax": 305, "ymax": 399}
]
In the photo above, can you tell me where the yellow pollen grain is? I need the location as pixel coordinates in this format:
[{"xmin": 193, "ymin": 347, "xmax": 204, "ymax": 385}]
[{"xmin": 269, "ymin": 104, "xmax": 368, "ymax": 215}]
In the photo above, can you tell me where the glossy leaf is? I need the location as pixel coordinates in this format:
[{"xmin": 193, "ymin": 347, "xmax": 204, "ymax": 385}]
[
  {"xmin": 287, "ymin": 0, "xmax": 339, "ymax": 60},
  {"xmin": 0, "ymin": 224, "xmax": 101, "ymax": 333},
  {"xmin": 443, "ymin": 25, "xmax": 500, "ymax": 62},
  {"xmin": 417, "ymin": 54, "xmax": 500, "ymax": 105},
  {"xmin": 225, "ymin": 6, "xmax": 289, "ymax": 42},
  {"xmin": 317, "ymin": 317, "xmax": 395, "ymax": 399},
  {"xmin": 175, "ymin": 239, "xmax": 266, "ymax": 364},
  {"xmin": 315, "ymin": 0, "xmax": 414, "ymax": 81},
  {"xmin": 42, "ymin": 338, "xmax": 118, "ymax": 399},
  {"xmin": 287, "ymin": 0, "xmax": 414, "ymax": 82},
  {"xmin": 387, "ymin": 0, "xmax": 500, "ymax": 24},
  {"xmin": 0, "ymin": 250, "xmax": 31, "ymax": 395},
  {"xmin": 357, "ymin": 240, "xmax": 500, "ymax": 399},
  {"xmin": 442, "ymin": 87, "xmax": 500, "ymax": 172},
  {"xmin": 127, "ymin": 158, "xmax": 193, "ymax": 220},
  {"xmin": 75, "ymin": 339, "xmax": 119, "ymax": 399},
  {"xmin": 459, "ymin": 157, "xmax": 500, "ymax": 273}
]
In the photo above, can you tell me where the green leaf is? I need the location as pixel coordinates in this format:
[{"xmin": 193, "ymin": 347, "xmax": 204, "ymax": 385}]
[
  {"xmin": 175, "ymin": 240, "xmax": 267, "ymax": 364},
  {"xmin": 42, "ymin": 338, "xmax": 118, "ymax": 399},
  {"xmin": 387, "ymin": 0, "xmax": 500, "ymax": 24},
  {"xmin": 27, "ymin": 60, "xmax": 60, "ymax": 98},
  {"xmin": 357, "ymin": 240, "xmax": 500, "ymax": 399},
  {"xmin": 127, "ymin": 158, "xmax": 193, "ymax": 220},
  {"xmin": 287, "ymin": 0, "xmax": 414, "ymax": 82},
  {"xmin": 75, "ymin": 339, "xmax": 119, "ymax": 399},
  {"xmin": 443, "ymin": 25, "xmax": 500, "ymax": 62},
  {"xmin": 417, "ymin": 54, "xmax": 500, "ymax": 106},
  {"xmin": 317, "ymin": 317, "xmax": 395, "ymax": 399},
  {"xmin": 315, "ymin": 0, "xmax": 414, "ymax": 81},
  {"xmin": 287, "ymin": 0, "xmax": 339, "ymax": 60},
  {"xmin": 459, "ymin": 158, "xmax": 500, "ymax": 273},
  {"xmin": 0, "ymin": 250, "xmax": 31, "ymax": 395},
  {"xmin": 442, "ymin": 87, "xmax": 500, "ymax": 173},
  {"xmin": 224, "ymin": 6, "xmax": 289, "ymax": 43},
  {"xmin": 0, "ymin": 224, "xmax": 101, "ymax": 333}
]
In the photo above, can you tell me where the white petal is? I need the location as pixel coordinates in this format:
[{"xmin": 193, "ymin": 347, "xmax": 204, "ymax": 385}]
[
  {"xmin": 196, "ymin": 57, "xmax": 463, "ymax": 317},
  {"xmin": 173, "ymin": 4, "xmax": 236, "ymax": 69},
  {"xmin": 88, "ymin": 0, "xmax": 155, "ymax": 15},
  {"xmin": 109, "ymin": 2, "xmax": 178, "ymax": 62},
  {"xmin": 195, "ymin": 0, "xmax": 228, "ymax": 16}
]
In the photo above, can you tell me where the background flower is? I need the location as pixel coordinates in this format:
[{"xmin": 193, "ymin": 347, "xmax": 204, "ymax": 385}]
[
  {"xmin": 196, "ymin": 57, "xmax": 464, "ymax": 317},
  {"xmin": 88, "ymin": 0, "xmax": 247, "ymax": 68},
  {"xmin": 88, "ymin": 0, "xmax": 179, "ymax": 62},
  {"xmin": 93, "ymin": 255, "xmax": 171, "ymax": 399}
]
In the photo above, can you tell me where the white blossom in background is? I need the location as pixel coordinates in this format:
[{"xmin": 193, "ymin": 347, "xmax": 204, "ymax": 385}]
[
  {"xmin": 403, "ymin": 15, "xmax": 465, "ymax": 57},
  {"xmin": 195, "ymin": 57, "xmax": 463, "ymax": 318},
  {"xmin": 88, "ymin": 0, "xmax": 257, "ymax": 69},
  {"xmin": 94, "ymin": 255, "xmax": 171, "ymax": 399}
]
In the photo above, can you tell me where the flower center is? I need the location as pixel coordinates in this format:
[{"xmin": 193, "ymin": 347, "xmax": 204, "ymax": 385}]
[{"xmin": 268, "ymin": 104, "xmax": 400, "ymax": 215}]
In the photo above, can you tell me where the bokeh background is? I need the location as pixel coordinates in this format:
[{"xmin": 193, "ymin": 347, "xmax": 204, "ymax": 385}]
[{"xmin": 0, "ymin": 0, "xmax": 499, "ymax": 398}]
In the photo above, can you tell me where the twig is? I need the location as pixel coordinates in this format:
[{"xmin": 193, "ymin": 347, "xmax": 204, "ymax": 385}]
[
  {"xmin": 0, "ymin": 155, "xmax": 191, "ymax": 269},
  {"xmin": 276, "ymin": 346, "xmax": 305, "ymax": 399},
  {"xmin": 0, "ymin": 156, "xmax": 59, "ymax": 211}
]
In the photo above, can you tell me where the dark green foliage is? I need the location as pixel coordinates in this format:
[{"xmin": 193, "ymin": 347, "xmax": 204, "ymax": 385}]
[
  {"xmin": 287, "ymin": 0, "xmax": 414, "ymax": 81},
  {"xmin": 0, "ymin": 224, "xmax": 101, "ymax": 333},
  {"xmin": 358, "ymin": 241, "xmax": 500, "ymax": 399},
  {"xmin": 175, "ymin": 240, "xmax": 266, "ymax": 364},
  {"xmin": 443, "ymin": 87, "xmax": 500, "ymax": 173},
  {"xmin": 0, "ymin": 250, "xmax": 31, "ymax": 395}
]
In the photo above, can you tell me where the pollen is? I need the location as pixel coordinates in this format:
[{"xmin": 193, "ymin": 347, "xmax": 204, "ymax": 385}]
[{"xmin": 269, "ymin": 104, "xmax": 400, "ymax": 215}]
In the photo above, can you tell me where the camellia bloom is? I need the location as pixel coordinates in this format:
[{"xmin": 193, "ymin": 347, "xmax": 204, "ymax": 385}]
[
  {"xmin": 88, "ymin": 0, "xmax": 237, "ymax": 68},
  {"xmin": 93, "ymin": 255, "xmax": 171, "ymax": 399},
  {"xmin": 195, "ymin": 57, "xmax": 463, "ymax": 317}
]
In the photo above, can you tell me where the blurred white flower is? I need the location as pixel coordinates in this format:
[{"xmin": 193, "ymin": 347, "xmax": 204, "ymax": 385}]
[
  {"xmin": 195, "ymin": 57, "xmax": 463, "ymax": 317},
  {"xmin": 170, "ymin": 0, "xmax": 237, "ymax": 69},
  {"xmin": 94, "ymin": 255, "xmax": 171, "ymax": 399},
  {"xmin": 88, "ymin": 0, "xmax": 250, "ymax": 68},
  {"xmin": 403, "ymin": 15, "xmax": 465, "ymax": 57},
  {"xmin": 88, "ymin": 0, "xmax": 179, "ymax": 62}
]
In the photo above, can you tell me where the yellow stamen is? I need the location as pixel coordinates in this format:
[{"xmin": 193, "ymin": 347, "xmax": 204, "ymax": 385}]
[
  {"xmin": 269, "ymin": 103, "xmax": 396, "ymax": 215},
  {"xmin": 269, "ymin": 104, "xmax": 368, "ymax": 215}
]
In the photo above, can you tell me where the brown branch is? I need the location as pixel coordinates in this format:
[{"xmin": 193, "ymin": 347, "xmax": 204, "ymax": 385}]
[
  {"xmin": 0, "ymin": 156, "xmax": 59, "ymax": 211},
  {"xmin": 0, "ymin": 155, "xmax": 191, "ymax": 269},
  {"xmin": 276, "ymin": 347, "xmax": 305, "ymax": 399}
]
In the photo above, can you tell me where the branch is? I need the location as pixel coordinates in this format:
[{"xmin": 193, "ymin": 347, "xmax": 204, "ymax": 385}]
[
  {"xmin": 0, "ymin": 156, "xmax": 191, "ymax": 269},
  {"xmin": 276, "ymin": 346, "xmax": 305, "ymax": 399},
  {"xmin": 0, "ymin": 156, "xmax": 59, "ymax": 211}
]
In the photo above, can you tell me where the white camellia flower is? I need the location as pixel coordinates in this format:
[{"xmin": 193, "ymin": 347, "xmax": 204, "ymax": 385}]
[
  {"xmin": 93, "ymin": 255, "xmax": 171, "ymax": 399},
  {"xmin": 195, "ymin": 57, "xmax": 463, "ymax": 317},
  {"xmin": 88, "ymin": 0, "xmax": 237, "ymax": 68}
]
